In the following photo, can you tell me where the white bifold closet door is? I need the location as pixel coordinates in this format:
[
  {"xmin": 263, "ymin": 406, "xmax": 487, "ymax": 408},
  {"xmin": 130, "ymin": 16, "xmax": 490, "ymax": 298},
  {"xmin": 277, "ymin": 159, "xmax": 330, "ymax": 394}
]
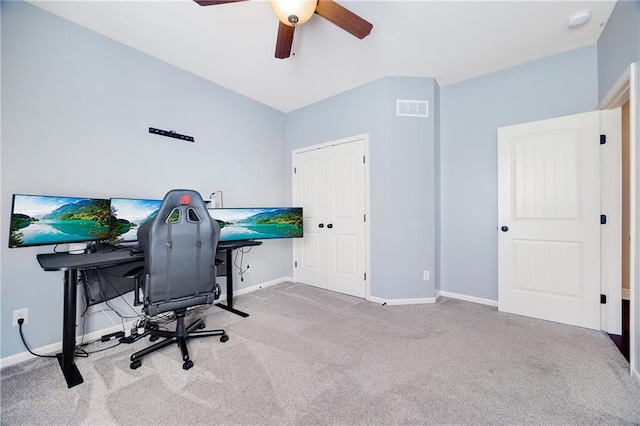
[{"xmin": 293, "ymin": 138, "xmax": 366, "ymax": 298}]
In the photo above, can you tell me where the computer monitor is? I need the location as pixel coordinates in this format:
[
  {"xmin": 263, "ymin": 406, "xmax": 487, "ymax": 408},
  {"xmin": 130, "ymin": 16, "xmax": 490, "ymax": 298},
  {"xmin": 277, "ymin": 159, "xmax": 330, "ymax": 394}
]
[
  {"xmin": 208, "ymin": 207, "xmax": 303, "ymax": 242},
  {"xmin": 109, "ymin": 197, "xmax": 162, "ymax": 242},
  {"xmin": 9, "ymin": 194, "xmax": 111, "ymax": 248}
]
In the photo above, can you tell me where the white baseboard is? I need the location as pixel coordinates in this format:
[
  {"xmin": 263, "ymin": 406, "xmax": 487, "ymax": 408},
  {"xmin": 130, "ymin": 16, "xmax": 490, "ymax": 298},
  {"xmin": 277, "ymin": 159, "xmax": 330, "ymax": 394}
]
[
  {"xmin": 0, "ymin": 277, "xmax": 292, "ymax": 370},
  {"xmin": 367, "ymin": 295, "xmax": 437, "ymax": 305},
  {"xmin": 229, "ymin": 276, "xmax": 292, "ymax": 298},
  {"xmin": 632, "ymin": 367, "xmax": 640, "ymax": 386},
  {"xmin": 365, "ymin": 289, "xmax": 497, "ymax": 307},
  {"xmin": 437, "ymin": 290, "xmax": 498, "ymax": 307},
  {"xmin": 0, "ymin": 320, "xmax": 137, "ymax": 369}
]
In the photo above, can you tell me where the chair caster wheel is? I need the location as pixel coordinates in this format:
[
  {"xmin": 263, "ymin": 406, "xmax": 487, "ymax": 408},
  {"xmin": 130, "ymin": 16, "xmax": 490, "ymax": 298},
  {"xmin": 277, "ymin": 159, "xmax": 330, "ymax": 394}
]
[
  {"xmin": 149, "ymin": 335, "xmax": 160, "ymax": 342},
  {"xmin": 197, "ymin": 322, "xmax": 206, "ymax": 330},
  {"xmin": 183, "ymin": 360, "xmax": 193, "ymax": 370},
  {"xmin": 130, "ymin": 359, "xmax": 142, "ymax": 370},
  {"xmin": 220, "ymin": 334, "xmax": 229, "ymax": 343}
]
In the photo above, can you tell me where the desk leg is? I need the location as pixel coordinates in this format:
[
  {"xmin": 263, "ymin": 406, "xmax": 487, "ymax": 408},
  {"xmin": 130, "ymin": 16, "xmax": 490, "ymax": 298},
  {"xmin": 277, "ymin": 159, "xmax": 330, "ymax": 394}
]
[
  {"xmin": 216, "ymin": 249, "xmax": 249, "ymax": 318},
  {"xmin": 57, "ymin": 269, "xmax": 83, "ymax": 388}
]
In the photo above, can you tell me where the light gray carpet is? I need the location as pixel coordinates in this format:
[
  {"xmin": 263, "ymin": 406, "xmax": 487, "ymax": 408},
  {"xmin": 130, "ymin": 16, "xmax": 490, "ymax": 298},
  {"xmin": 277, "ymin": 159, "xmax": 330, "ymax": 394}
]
[{"xmin": 2, "ymin": 282, "xmax": 640, "ymax": 425}]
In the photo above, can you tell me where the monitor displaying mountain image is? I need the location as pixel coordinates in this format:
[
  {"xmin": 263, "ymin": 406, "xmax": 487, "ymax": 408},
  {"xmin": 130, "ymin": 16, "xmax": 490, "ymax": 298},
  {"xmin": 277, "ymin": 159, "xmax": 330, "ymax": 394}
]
[
  {"xmin": 9, "ymin": 194, "xmax": 111, "ymax": 248},
  {"xmin": 109, "ymin": 198, "xmax": 162, "ymax": 242},
  {"xmin": 208, "ymin": 207, "xmax": 303, "ymax": 242}
]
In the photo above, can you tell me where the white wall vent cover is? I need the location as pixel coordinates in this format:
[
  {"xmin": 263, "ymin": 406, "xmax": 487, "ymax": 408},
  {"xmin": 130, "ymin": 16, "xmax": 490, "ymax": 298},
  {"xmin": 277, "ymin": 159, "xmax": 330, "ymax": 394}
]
[{"xmin": 396, "ymin": 99, "xmax": 429, "ymax": 117}]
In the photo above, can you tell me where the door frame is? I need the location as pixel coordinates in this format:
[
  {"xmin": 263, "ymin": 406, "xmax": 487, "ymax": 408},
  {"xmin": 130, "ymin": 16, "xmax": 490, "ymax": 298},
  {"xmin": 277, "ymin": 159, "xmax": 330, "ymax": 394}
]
[
  {"xmin": 291, "ymin": 133, "xmax": 371, "ymax": 299},
  {"xmin": 600, "ymin": 107, "xmax": 622, "ymax": 334},
  {"xmin": 599, "ymin": 62, "xmax": 638, "ymax": 381}
]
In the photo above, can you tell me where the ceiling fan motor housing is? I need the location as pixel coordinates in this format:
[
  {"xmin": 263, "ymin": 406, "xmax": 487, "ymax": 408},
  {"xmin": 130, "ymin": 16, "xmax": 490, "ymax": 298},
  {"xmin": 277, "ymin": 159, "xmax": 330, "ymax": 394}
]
[{"xmin": 269, "ymin": 0, "xmax": 317, "ymax": 26}]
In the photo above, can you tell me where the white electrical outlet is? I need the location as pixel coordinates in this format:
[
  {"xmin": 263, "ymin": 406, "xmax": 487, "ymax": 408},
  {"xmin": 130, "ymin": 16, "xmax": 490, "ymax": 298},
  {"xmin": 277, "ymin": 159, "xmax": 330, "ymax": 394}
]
[
  {"xmin": 13, "ymin": 308, "xmax": 28, "ymax": 326},
  {"xmin": 423, "ymin": 270, "xmax": 430, "ymax": 281}
]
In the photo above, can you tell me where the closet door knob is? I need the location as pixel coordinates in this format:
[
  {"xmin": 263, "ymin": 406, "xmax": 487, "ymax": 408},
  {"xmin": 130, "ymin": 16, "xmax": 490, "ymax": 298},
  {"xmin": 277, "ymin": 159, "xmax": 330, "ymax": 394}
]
[
  {"xmin": 327, "ymin": 224, "xmax": 333, "ymax": 229},
  {"xmin": 318, "ymin": 223, "xmax": 324, "ymax": 228},
  {"xmin": 501, "ymin": 226, "xmax": 509, "ymax": 232}
]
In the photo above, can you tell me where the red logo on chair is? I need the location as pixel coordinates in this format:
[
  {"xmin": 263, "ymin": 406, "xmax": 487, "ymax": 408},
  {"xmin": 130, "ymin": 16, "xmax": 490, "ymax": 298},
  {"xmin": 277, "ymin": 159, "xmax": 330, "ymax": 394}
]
[{"xmin": 179, "ymin": 194, "xmax": 190, "ymax": 205}]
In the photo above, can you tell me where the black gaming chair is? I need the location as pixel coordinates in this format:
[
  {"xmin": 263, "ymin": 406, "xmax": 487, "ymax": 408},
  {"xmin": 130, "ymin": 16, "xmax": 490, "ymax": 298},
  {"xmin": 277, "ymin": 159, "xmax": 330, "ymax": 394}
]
[{"xmin": 129, "ymin": 189, "xmax": 228, "ymax": 371}]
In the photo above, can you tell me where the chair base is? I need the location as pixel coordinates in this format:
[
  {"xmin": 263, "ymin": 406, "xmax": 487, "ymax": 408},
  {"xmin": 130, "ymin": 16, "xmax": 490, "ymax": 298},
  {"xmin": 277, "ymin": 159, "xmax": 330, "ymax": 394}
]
[{"xmin": 130, "ymin": 311, "xmax": 228, "ymax": 370}]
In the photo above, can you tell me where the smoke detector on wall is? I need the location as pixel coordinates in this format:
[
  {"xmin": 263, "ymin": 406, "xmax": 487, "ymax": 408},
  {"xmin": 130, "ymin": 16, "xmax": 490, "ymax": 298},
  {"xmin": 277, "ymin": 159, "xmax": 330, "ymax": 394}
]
[{"xmin": 567, "ymin": 9, "xmax": 591, "ymax": 29}]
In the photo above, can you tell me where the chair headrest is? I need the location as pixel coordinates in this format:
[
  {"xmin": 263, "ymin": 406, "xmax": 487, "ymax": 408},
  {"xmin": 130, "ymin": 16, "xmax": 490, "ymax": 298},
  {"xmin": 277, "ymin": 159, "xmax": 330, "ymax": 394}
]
[{"xmin": 155, "ymin": 189, "xmax": 207, "ymax": 222}]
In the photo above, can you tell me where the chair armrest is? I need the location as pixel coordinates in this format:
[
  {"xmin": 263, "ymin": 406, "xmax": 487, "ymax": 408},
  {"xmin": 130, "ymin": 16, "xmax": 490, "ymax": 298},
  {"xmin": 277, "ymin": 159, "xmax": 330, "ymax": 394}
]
[
  {"xmin": 123, "ymin": 265, "xmax": 144, "ymax": 279},
  {"xmin": 123, "ymin": 265, "xmax": 145, "ymax": 306}
]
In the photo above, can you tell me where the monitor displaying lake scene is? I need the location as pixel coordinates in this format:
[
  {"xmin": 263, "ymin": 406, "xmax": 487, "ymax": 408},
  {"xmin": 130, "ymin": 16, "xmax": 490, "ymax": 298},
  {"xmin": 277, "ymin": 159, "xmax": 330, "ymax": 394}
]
[
  {"xmin": 9, "ymin": 194, "xmax": 111, "ymax": 248},
  {"xmin": 208, "ymin": 207, "xmax": 303, "ymax": 242},
  {"xmin": 109, "ymin": 198, "xmax": 162, "ymax": 242}
]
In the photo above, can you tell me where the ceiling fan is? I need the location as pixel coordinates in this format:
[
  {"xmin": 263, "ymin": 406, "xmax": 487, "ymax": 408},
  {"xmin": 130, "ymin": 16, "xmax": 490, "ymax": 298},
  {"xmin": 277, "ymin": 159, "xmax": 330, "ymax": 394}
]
[{"xmin": 194, "ymin": 0, "xmax": 373, "ymax": 59}]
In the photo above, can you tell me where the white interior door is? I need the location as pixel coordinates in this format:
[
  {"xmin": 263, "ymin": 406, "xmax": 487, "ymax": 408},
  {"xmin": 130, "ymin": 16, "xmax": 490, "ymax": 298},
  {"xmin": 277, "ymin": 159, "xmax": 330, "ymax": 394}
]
[
  {"xmin": 293, "ymin": 147, "xmax": 327, "ymax": 289},
  {"xmin": 293, "ymin": 138, "xmax": 367, "ymax": 298},
  {"xmin": 326, "ymin": 140, "xmax": 366, "ymax": 297},
  {"xmin": 498, "ymin": 111, "xmax": 601, "ymax": 330}
]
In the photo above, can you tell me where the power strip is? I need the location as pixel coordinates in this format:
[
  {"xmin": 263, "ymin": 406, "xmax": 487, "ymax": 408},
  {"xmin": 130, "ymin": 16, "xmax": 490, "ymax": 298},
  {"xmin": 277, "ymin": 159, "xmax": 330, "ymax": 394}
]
[
  {"xmin": 119, "ymin": 322, "xmax": 159, "ymax": 344},
  {"xmin": 101, "ymin": 331, "xmax": 125, "ymax": 342},
  {"xmin": 119, "ymin": 332, "xmax": 147, "ymax": 344}
]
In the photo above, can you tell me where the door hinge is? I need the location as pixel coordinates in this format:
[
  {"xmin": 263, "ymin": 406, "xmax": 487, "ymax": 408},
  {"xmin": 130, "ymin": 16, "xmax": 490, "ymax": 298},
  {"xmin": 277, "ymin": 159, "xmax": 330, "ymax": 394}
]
[
  {"xmin": 600, "ymin": 134, "xmax": 606, "ymax": 145},
  {"xmin": 601, "ymin": 294, "xmax": 607, "ymax": 304},
  {"xmin": 294, "ymin": 261, "xmax": 297, "ymax": 268},
  {"xmin": 364, "ymin": 273, "xmax": 367, "ymax": 281},
  {"xmin": 600, "ymin": 214, "xmax": 607, "ymax": 225},
  {"xmin": 364, "ymin": 214, "xmax": 366, "ymax": 222},
  {"xmin": 293, "ymin": 167, "xmax": 297, "ymax": 174},
  {"xmin": 363, "ymin": 155, "xmax": 366, "ymax": 164}
]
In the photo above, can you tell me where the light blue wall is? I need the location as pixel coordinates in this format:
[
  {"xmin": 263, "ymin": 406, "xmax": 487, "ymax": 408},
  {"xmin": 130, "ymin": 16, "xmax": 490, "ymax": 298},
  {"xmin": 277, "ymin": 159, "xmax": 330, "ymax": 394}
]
[
  {"xmin": 2, "ymin": 0, "xmax": 636, "ymax": 364},
  {"xmin": 285, "ymin": 76, "xmax": 439, "ymax": 300},
  {"xmin": 440, "ymin": 45, "xmax": 599, "ymax": 301},
  {"xmin": 597, "ymin": 0, "xmax": 640, "ymax": 102},
  {"xmin": 1, "ymin": 1, "xmax": 288, "ymax": 359}
]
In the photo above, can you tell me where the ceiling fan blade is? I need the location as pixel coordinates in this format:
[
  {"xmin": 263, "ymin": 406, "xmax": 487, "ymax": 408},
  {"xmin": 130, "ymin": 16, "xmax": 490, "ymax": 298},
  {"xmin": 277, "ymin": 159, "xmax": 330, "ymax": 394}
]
[
  {"xmin": 193, "ymin": 0, "xmax": 249, "ymax": 6},
  {"xmin": 275, "ymin": 22, "xmax": 295, "ymax": 59},
  {"xmin": 314, "ymin": 0, "xmax": 373, "ymax": 39}
]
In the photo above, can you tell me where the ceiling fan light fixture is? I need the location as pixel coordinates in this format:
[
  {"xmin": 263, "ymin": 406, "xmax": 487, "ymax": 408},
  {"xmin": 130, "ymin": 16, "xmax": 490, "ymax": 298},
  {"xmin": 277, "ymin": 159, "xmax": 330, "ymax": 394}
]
[{"xmin": 269, "ymin": 0, "xmax": 317, "ymax": 27}]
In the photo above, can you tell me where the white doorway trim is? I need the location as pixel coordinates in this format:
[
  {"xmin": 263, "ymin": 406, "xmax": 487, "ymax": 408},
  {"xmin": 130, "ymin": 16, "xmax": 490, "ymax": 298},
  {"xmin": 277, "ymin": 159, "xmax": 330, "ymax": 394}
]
[
  {"xmin": 599, "ymin": 62, "xmax": 638, "ymax": 382},
  {"xmin": 599, "ymin": 107, "xmax": 622, "ymax": 335}
]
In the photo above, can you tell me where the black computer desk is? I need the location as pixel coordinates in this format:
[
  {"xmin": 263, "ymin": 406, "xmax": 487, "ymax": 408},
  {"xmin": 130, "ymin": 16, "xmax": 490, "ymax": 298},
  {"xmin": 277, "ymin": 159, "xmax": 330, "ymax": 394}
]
[
  {"xmin": 215, "ymin": 240, "xmax": 262, "ymax": 317},
  {"xmin": 36, "ymin": 239, "xmax": 261, "ymax": 388}
]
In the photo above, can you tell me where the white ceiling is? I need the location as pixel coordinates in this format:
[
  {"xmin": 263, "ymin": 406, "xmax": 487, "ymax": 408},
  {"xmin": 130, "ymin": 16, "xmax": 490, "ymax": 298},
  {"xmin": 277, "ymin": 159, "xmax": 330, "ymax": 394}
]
[{"xmin": 28, "ymin": 0, "xmax": 617, "ymax": 112}]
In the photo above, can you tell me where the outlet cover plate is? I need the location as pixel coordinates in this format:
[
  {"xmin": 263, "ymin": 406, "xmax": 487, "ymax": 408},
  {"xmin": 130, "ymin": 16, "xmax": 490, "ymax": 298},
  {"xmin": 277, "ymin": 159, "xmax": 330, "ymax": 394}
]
[{"xmin": 12, "ymin": 308, "xmax": 28, "ymax": 326}]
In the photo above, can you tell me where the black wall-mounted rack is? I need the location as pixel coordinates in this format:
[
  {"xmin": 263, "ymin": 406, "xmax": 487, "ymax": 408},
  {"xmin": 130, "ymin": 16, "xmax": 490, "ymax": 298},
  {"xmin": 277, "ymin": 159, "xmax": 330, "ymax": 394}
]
[{"xmin": 149, "ymin": 127, "xmax": 194, "ymax": 142}]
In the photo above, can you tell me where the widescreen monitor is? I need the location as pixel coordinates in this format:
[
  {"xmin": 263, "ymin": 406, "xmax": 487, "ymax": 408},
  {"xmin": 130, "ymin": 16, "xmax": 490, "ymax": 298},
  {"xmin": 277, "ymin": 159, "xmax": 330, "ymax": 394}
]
[
  {"xmin": 208, "ymin": 207, "xmax": 303, "ymax": 242},
  {"xmin": 109, "ymin": 198, "xmax": 162, "ymax": 242},
  {"xmin": 9, "ymin": 194, "xmax": 110, "ymax": 248}
]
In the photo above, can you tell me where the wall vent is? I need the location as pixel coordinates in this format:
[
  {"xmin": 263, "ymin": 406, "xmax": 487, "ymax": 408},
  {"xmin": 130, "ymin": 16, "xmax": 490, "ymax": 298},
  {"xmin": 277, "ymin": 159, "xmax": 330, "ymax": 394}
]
[{"xmin": 396, "ymin": 99, "xmax": 429, "ymax": 118}]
